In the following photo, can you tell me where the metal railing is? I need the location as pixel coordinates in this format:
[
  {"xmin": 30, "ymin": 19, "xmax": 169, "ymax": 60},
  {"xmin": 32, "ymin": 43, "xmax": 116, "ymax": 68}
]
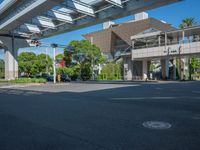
[{"xmin": 133, "ymin": 36, "xmax": 200, "ymax": 50}]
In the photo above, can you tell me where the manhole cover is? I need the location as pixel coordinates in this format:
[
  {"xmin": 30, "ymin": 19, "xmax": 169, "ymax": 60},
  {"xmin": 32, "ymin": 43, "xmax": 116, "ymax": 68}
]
[{"xmin": 143, "ymin": 121, "xmax": 172, "ymax": 130}]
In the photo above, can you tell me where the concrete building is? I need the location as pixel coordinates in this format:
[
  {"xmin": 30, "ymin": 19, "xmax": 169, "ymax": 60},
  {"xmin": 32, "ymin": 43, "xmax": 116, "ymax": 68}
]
[
  {"xmin": 131, "ymin": 25, "xmax": 200, "ymax": 81},
  {"xmin": 84, "ymin": 13, "xmax": 175, "ymax": 80},
  {"xmin": 84, "ymin": 14, "xmax": 200, "ymax": 81},
  {"xmin": 84, "ymin": 13, "xmax": 175, "ymax": 61}
]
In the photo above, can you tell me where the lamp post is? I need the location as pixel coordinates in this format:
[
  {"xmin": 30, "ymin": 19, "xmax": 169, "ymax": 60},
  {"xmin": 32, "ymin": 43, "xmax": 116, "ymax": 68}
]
[
  {"xmin": 51, "ymin": 44, "xmax": 58, "ymax": 84},
  {"xmin": 45, "ymin": 47, "xmax": 48, "ymax": 73}
]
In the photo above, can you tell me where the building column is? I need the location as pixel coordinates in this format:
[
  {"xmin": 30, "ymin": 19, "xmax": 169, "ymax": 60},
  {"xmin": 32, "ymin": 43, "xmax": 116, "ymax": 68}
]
[
  {"xmin": 5, "ymin": 48, "xmax": 18, "ymax": 80},
  {"xmin": 123, "ymin": 57, "xmax": 133, "ymax": 80},
  {"xmin": 173, "ymin": 58, "xmax": 176, "ymax": 80},
  {"xmin": 182, "ymin": 57, "xmax": 189, "ymax": 80},
  {"xmin": 142, "ymin": 59, "xmax": 148, "ymax": 80},
  {"xmin": 161, "ymin": 59, "xmax": 169, "ymax": 80}
]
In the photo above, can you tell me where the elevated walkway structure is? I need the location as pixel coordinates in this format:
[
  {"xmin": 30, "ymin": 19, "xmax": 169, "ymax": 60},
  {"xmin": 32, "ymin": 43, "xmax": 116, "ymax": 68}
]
[{"xmin": 0, "ymin": 0, "xmax": 181, "ymax": 80}]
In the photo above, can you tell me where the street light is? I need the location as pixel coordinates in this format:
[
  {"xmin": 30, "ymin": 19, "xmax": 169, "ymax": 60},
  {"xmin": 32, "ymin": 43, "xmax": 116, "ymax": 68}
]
[{"xmin": 51, "ymin": 44, "xmax": 58, "ymax": 84}]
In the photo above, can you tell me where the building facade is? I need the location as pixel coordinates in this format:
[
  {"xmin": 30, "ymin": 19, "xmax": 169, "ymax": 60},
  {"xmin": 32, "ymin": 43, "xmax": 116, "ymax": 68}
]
[{"xmin": 84, "ymin": 13, "xmax": 176, "ymax": 80}]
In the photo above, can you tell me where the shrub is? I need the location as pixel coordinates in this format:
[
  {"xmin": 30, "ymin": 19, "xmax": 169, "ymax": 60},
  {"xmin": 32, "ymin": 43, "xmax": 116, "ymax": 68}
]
[
  {"xmin": 99, "ymin": 62, "xmax": 122, "ymax": 80},
  {"xmin": 192, "ymin": 73, "xmax": 200, "ymax": 79},
  {"xmin": 0, "ymin": 72, "xmax": 4, "ymax": 79},
  {"xmin": 10, "ymin": 78, "xmax": 47, "ymax": 83},
  {"xmin": 56, "ymin": 65, "xmax": 80, "ymax": 80}
]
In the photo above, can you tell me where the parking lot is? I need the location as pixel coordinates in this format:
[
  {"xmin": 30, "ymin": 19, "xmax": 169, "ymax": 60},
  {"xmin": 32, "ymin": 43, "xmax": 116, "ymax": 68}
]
[{"xmin": 0, "ymin": 81, "xmax": 200, "ymax": 150}]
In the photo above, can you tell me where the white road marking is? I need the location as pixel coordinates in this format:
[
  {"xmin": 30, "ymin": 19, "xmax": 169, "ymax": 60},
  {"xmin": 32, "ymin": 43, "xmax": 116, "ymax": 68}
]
[
  {"xmin": 0, "ymin": 85, "xmax": 26, "ymax": 89},
  {"xmin": 192, "ymin": 91, "xmax": 200, "ymax": 94},
  {"xmin": 143, "ymin": 121, "xmax": 172, "ymax": 130},
  {"xmin": 111, "ymin": 97, "xmax": 176, "ymax": 100}
]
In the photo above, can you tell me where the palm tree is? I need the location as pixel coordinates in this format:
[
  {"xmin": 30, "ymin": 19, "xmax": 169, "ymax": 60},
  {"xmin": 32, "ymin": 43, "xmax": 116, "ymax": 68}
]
[
  {"xmin": 179, "ymin": 17, "xmax": 197, "ymax": 29},
  {"xmin": 179, "ymin": 17, "xmax": 197, "ymax": 80}
]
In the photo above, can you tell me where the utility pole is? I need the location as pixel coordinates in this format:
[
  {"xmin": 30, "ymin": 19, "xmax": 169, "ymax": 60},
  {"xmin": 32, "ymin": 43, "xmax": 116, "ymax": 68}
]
[
  {"xmin": 53, "ymin": 47, "xmax": 56, "ymax": 84},
  {"xmin": 46, "ymin": 47, "xmax": 48, "ymax": 73},
  {"xmin": 51, "ymin": 44, "xmax": 58, "ymax": 84}
]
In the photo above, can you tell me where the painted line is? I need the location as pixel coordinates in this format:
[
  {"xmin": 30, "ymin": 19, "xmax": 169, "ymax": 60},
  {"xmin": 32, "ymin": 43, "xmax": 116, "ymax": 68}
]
[
  {"xmin": 143, "ymin": 121, "xmax": 172, "ymax": 130},
  {"xmin": 111, "ymin": 96, "xmax": 200, "ymax": 101},
  {"xmin": 155, "ymin": 88, "xmax": 163, "ymax": 90},
  {"xmin": 192, "ymin": 91, "xmax": 200, "ymax": 94},
  {"xmin": 0, "ymin": 85, "xmax": 26, "ymax": 89},
  {"xmin": 111, "ymin": 97, "xmax": 176, "ymax": 100}
]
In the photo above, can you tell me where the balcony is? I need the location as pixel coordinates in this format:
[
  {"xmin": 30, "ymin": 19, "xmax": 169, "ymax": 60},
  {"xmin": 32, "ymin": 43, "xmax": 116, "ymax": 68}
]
[{"xmin": 131, "ymin": 25, "xmax": 200, "ymax": 60}]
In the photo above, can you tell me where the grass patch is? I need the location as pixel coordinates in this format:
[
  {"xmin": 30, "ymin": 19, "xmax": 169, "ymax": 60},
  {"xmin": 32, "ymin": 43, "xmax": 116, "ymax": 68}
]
[
  {"xmin": 0, "ymin": 80, "xmax": 8, "ymax": 83},
  {"xmin": 10, "ymin": 78, "xmax": 47, "ymax": 84}
]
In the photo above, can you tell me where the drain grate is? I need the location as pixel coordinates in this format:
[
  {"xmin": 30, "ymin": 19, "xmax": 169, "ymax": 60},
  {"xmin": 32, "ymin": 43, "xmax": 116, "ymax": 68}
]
[{"xmin": 143, "ymin": 121, "xmax": 172, "ymax": 130}]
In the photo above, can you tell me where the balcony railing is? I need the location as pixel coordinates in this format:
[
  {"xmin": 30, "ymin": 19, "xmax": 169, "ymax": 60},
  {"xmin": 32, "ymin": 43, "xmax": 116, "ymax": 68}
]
[{"xmin": 133, "ymin": 36, "xmax": 200, "ymax": 50}]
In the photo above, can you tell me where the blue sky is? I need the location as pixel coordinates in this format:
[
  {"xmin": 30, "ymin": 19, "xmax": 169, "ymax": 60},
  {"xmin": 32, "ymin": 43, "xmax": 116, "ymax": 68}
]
[
  {"xmin": 41, "ymin": 0, "xmax": 200, "ymax": 45},
  {"xmin": 0, "ymin": 0, "xmax": 200, "ymax": 59}
]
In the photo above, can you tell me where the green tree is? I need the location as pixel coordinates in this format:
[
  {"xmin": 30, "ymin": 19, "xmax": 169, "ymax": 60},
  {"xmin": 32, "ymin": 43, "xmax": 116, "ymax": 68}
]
[
  {"xmin": 18, "ymin": 52, "xmax": 52, "ymax": 77},
  {"xmin": 191, "ymin": 57, "xmax": 200, "ymax": 72},
  {"xmin": 100, "ymin": 62, "xmax": 122, "ymax": 80},
  {"xmin": 179, "ymin": 17, "xmax": 197, "ymax": 80},
  {"xmin": 56, "ymin": 54, "xmax": 64, "ymax": 62},
  {"xmin": 68, "ymin": 40, "xmax": 104, "ymax": 80},
  {"xmin": 18, "ymin": 52, "xmax": 37, "ymax": 76},
  {"xmin": 149, "ymin": 64, "xmax": 156, "ymax": 72},
  {"xmin": 179, "ymin": 18, "xmax": 197, "ymax": 29},
  {"xmin": 63, "ymin": 49, "xmax": 72, "ymax": 67},
  {"xmin": 34, "ymin": 54, "xmax": 53, "ymax": 74},
  {"xmin": 81, "ymin": 62, "xmax": 92, "ymax": 80},
  {"xmin": 69, "ymin": 40, "xmax": 102, "ymax": 64},
  {"xmin": 0, "ymin": 59, "xmax": 5, "ymax": 78}
]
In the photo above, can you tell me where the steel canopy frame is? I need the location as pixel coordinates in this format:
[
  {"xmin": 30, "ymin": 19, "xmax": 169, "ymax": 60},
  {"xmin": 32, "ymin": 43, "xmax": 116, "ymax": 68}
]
[{"xmin": 0, "ymin": 0, "xmax": 182, "ymax": 39}]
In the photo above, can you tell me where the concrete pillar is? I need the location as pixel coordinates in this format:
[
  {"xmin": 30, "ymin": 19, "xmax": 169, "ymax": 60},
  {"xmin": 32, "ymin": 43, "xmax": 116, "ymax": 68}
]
[
  {"xmin": 161, "ymin": 59, "xmax": 169, "ymax": 80},
  {"xmin": 158, "ymin": 35, "xmax": 161, "ymax": 46},
  {"xmin": 181, "ymin": 57, "xmax": 189, "ymax": 80},
  {"xmin": 0, "ymin": 36, "xmax": 29, "ymax": 80},
  {"xmin": 5, "ymin": 48, "xmax": 18, "ymax": 80},
  {"xmin": 123, "ymin": 57, "xmax": 133, "ymax": 80},
  {"xmin": 173, "ymin": 58, "xmax": 176, "ymax": 80},
  {"xmin": 132, "ymin": 60, "xmax": 142, "ymax": 80},
  {"xmin": 142, "ymin": 59, "xmax": 148, "ymax": 80}
]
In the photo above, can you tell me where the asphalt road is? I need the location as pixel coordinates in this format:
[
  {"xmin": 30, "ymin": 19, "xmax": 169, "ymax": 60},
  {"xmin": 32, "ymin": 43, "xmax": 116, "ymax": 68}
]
[{"xmin": 0, "ymin": 81, "xmax": 200, "ymax": 150}]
